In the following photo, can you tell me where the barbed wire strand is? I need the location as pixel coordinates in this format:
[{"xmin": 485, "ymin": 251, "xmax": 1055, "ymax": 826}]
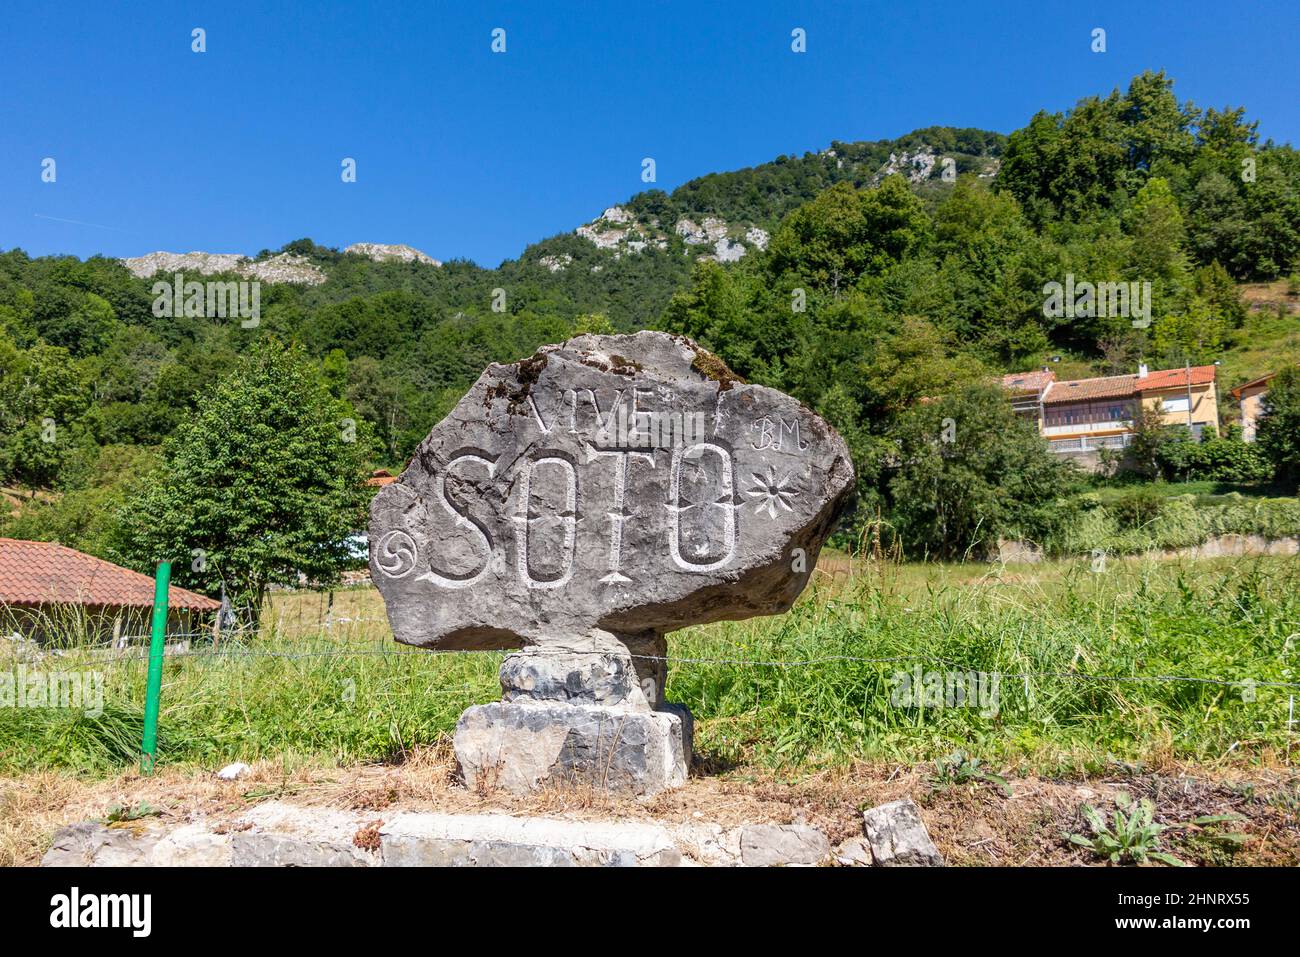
[{"xmin": 18, "ymin": 639, "xmax": 1300, "ymax": 690}]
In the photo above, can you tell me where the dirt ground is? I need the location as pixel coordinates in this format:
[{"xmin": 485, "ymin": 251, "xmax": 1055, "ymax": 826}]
[
  {"xmin": 1240, "ymin": 280, "xmax": 1300, "ymax": 315},
  {"xmin": 4, "ymin": 746, "xmax": 1297, "ymax": 867}
]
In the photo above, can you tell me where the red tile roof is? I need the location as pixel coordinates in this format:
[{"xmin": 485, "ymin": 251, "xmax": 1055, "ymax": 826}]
[
  {"xmin": 0, "ymin": 539, "xmax": 220, "ymax": 612},
  {"xmin": 1037, "ymin": 365, "xmax": 1218, "ymax": 405},
  {"xmin": 1043, "ymin": 374, "xmax": 1137, "ymax": 404},
  {"xmin": 1001, "ymin": 370, "xmax": 1055, "ymax": 394},
  {"xmin": 1134, "ymin": 365, "xmax": 1217, "ymax": 392}
]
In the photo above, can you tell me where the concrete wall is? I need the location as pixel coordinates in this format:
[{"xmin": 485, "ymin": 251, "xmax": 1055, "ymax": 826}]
[
  {"xmin": 1238, "ymin": 384, "xmax": 1269, "ymax": 442},
  {"xmin": 994, "ymin": 534, "xmax": 1300, "ymax": 564}
]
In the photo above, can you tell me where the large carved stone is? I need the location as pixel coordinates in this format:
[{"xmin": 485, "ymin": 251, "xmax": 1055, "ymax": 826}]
[
  {"xmin": 369, "ymin": 331, "xmax": 854, "ymax": 795},
  {"xmin": 370, "ymin": 331, "xmax": 854, "ymax": 647}
]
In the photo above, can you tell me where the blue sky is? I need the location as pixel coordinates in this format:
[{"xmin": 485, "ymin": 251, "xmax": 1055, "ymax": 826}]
[{"xmin": 1, "ymin": 0, "xmax": 1296, "ymax": 267}]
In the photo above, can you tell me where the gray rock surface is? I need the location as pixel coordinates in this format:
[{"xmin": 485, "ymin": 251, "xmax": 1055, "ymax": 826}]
[
  {"xmin": 862, "ymin": 798, "xmax": 945, "ymax": 866},
  {"xmin": 41, "ymin": 821, "xmax": 160, "ymax": 867},
  {"xmin": 369, "ymin": 331, "xmax": 854, "ymax": 650},
  {"xmin": 43, "ymin": 805, "xmax": 831, "ymax": 867},
  {"xmin": 119, "ymin": 251, "xmax": 326, "ymax": 285},
  {"xmin": 738, "ymin": 824, "xmax": 832, "ymax": 866},
  {"xmin": 834, "ymin": 836, "xmax": 874, "ymax": 866},
  {"xmin": 344, "ymin": 242, "xmax": 441, "ymax": 266},
  {"xmin": 455, "ymin": 699, "xmax": 690, "ymax": 797}
]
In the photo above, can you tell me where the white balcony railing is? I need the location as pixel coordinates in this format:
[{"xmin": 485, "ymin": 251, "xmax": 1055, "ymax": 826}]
[{"xmin": 1047, "ymin": 432, "xmax": 1134, "ymax": 453}]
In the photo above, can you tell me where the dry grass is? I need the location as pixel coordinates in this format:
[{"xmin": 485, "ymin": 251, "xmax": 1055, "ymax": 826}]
[{"xmin": 4, "ymin": 746, "xmax": 1297, "ymax": 867}]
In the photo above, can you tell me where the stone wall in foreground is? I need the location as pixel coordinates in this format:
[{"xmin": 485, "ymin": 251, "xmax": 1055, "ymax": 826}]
[{"xmin": 41, "ymin": 799, "xmax": 944, "ymax": 868}]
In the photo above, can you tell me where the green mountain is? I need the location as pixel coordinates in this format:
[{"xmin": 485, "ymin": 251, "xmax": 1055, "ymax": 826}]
[{"xmin": 3, "ymin": 71, "xmax": 1299, "ymax": 537}]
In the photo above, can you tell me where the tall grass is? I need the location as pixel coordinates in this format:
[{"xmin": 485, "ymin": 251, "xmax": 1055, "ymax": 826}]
[
  {"xmin": 2, "ymin": 557, "xmax": 1297, "ymax": 777},
  {"xmin": 669, "ymin": 557, "xmax": 1300, "ymax": 773},
  {"xmin": 1046, "ymin": 493, "xmax": 1300, "ymax": 556}
]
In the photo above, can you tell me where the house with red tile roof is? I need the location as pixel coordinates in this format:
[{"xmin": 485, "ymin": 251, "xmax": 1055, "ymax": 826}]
[
  {"xmin": 0, "ymin": 538, "xmax": 219, "ymax": 644},
  {"xmin": 1134, "ymin": 364, "xmax": 1219, "ymax": 440},
  {"xmin": 1002, "ymin": 363, "xmax": 1220, "ymax": 461},
  {"xmin": 1001, "ymin": 369, "xmax": 1055, "ymax": 426}
]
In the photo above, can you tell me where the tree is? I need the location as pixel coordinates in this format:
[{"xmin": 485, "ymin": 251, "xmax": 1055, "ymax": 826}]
[
  {"xmin": 1125, "ymin": 404, "xmax": 1178, "ymax": 479},
  {"xmin": 2, "ymin": 445, "xmax": 160, "ymax": 556},
  {"xmin": 887, "ymin": 383, "xmax": 1069, "ymax": 559},
  {"xmin": 767, "ymin": 176, "xmax": 930, "ymax": 294},
  {"xmin": 112, "ymin": 339, "xmax": 374, "ymax": 621},
  {"xmin": 0, "ymin": 338, "xmax": 89, "ymax": 490},
  {"xmin": 932, "ymin": 177, "xmax": 1043, "ymax": 358},
  {"xmin": 660, "ymin": 260, "xmax": 784, "ymax": 384},
  {"xmin": 1152, "ymin": 297, "xmax": 1225, "ymax": 366},
  {"xmin": 1126, "ymin": 177, "xmax": 1189, "ymax": 284},
  {"xmin": 1193, "ymin": 261, "xmax": 1246, "ymax": 326},
  {"xmin": 1256, "ymin": 367, "xmax": 1300, "ymax": 492}
]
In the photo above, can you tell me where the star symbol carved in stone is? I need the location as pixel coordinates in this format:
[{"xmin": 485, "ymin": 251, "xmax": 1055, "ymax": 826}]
[{"xmin": 744, "ymin": 467, "xmax": 799, "ymax": 519}]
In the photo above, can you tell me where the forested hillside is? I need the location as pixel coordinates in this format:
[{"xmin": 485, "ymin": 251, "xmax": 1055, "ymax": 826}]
[{"xmin": 3, "ymin": 70, "xmax": 1299, "ymax": 573}]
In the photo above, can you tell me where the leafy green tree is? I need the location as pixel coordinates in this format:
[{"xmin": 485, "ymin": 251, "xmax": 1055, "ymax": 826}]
[
  {"xmin": 660, "ymin": 260, "xmax": 785, "ymax": 384},
  {"xmin": 998, "ymin": 72, "xmax": 1197, "ymax": 223},
  {"xmin": 887, "ymin": 383, "xmax": 1069, "ymax": 559},
  {"xmin": 1156, "ymin": 427, "xmax": 1270, "ymax": 483},
  {"xmin": 1152, "ymin": 297, "xmax": 1225, "ymax": 365},
  {"xmin": 1256, "ymin": 367, "xmax": 1300, "ymax": 492},
  {"xmin": 1125, "ymin": 404, "xmax": 1178, "ymax": 479},
  {"xmin": 112, "ymin": 339, "xmax": 374, "ymax": 621},
  {"xmin": 1193, "ymin": 261, "xmax": 1246, "ymax": 326},
  {"xmin": 768, "ymin": 176, "xmax": 930, "ymax": 294},
  {"xmin": 0, "ymin": 337, "xmax": 89, "ymax": 490},
  {"xmin": 932, "ymin": 177, "xmax": 1044, "ymax": 359},
  {"xmin": 1126, "ymin": 177, "xmax": 1189, "ymax": 284}
]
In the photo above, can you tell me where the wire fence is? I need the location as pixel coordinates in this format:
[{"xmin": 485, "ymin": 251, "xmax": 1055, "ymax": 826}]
[
  {"xmin": 6, "ymin": 583, "xmax": 1300, "ymax": 714},
  {"xmin": 5, "ymin": 585, "xmax": 1297, "ymax": 771},
  {"xmin": 16, "ymin": 626, "xmax": 1300, "ymax": 693}
]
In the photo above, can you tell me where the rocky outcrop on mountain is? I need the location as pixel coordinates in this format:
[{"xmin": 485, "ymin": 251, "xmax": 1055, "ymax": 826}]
[
  {"xmin": 575, "ymin": 208, "xmax": 670, "ymax": 259},
  {"xmin": 244, "ymin": 254, "xmax": 328, "ymax": 285},
  {"xmin": 876, "ymin": 147, "xmax": 938, "ymax": 184},
  {"xmin": 675, "ymin": 217, "xmax": 729, "ymax": 246},
  {"xmin": 565, "ymin": 131, "xmax": 1000, "ymax": 269},
  {"xmin": 702, "ymin": 237, "xmax": 746, "ymax": 263},
  {"xmin": 344, "ymin": 243, "xmax": 441, "ymax": 266},
  {"xmin": 120, "ymin": 251, "xmax": 327, "ymax": 286},
  {"xmin": 599, "ymin": 206, "xmax": 633, "ymax": 224},
  {"xmin": 539, "ymin": 253, "xmax": 573, "ymax": 272},
  {"xmin": 122, "ymin": 251, "xmax": 246, "ymax": 279},
  {"xmin": 572, "ymin": 206, "xmax": 764, "ymax": 266}
]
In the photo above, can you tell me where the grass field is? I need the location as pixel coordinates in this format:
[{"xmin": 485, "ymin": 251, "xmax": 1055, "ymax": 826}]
[{"xmin": 3, "ymin": 554, "xmax": 1298, "ymax": 778}]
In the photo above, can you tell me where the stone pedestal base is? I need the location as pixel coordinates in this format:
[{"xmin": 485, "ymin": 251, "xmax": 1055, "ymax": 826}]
[{"xmin": 454, "ymin": 633, "xmax": 692, "ymax": 797}]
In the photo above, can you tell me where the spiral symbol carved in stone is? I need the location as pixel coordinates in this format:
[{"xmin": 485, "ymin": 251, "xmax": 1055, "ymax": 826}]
[{"xmin": 375, "ymin": 530, "xmax": 419, "ymax": 579}]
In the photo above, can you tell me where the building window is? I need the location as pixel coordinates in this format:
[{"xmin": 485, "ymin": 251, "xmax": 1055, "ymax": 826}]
[{"xmin": 1161, "ymin": 397, "xmax": 1190, "ymax": 413}]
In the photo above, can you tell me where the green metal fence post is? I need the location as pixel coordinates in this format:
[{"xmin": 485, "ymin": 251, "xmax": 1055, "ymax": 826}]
[{"xmin": 140, "ymin": 561, "xmax": 171, "ymax": 774}]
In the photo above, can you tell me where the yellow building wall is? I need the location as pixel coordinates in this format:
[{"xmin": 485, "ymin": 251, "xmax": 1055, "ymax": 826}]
[{"xmin": 1140, "ymin": 381, "xmax": 1219, "ymax": 432}]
